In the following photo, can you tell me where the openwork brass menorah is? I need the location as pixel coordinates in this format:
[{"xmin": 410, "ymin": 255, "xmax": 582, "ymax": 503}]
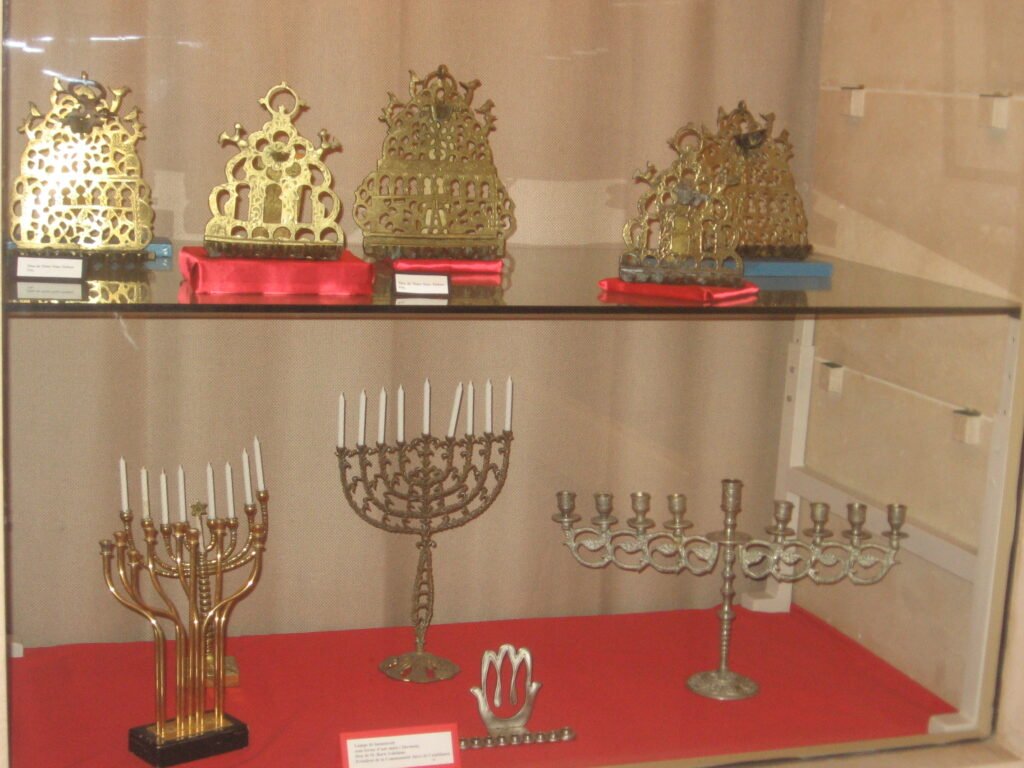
[
  {"xmin": 100, "ymin": 440, "xmax": 268, "ymax": 766},
  {"xmin": 552, "ymin": 478, "xmax": 907, "ymax": 701},
  {"xmin": 336, "ymin": 379, "xmax": 513, "ymax": 683}
]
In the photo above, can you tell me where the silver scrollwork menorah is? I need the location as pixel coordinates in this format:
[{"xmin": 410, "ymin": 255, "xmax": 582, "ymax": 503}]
[
  {"xmin": 100, "ymin": 444, "xmax": 269, "ymax": 765},
  {"xmin": 336, "ymin": 379, "xmax": 514, "ymax": 683},
  {"xmin": 552, "ymin": 478, "xmax": 907, "ymax": 701}
]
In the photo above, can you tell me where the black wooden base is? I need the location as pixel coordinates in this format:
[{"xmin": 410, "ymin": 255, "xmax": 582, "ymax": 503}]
[{"xmin": 128, "ymin": 714, "xmax": 248, "ymax": 767}]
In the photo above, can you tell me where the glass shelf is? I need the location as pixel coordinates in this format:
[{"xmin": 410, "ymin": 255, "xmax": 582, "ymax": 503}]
[{"xmin": 4, "ymin": 244, "xmax": 1019, "ymax": 319}]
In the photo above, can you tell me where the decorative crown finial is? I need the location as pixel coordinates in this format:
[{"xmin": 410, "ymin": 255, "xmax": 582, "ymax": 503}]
[{"xmin": 204, "ymin": 83, "xmax": 345, "ymax": 259}]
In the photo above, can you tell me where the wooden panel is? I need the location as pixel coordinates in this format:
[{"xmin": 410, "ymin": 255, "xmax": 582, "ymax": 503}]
[
  {"xmin": 805, "ymin": 365, "xmax": 989, "ymax": 550},
  {"xmin": 815, "ymin": 316, "xmax": 1009, "ymax": 417}
]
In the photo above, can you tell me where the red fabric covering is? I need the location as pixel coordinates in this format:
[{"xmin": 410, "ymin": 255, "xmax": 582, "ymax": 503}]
[
  {"xmin": 179, "ymin": 246, "xmax": 375, "ymax": 296},
  {"xmin": 393, "ymin": 259, "xmax": 504, "ymax": 275},
  {"xmin": 599, "ymin": 277, "xmax": 760, "ymax": 306},
  {"xmin": 11, "ymin": 608, "xmax": 952, "ymax": 768},
  {"xmin": 451, "ymin": 273, "xmax": 502, "ymax": 287}
]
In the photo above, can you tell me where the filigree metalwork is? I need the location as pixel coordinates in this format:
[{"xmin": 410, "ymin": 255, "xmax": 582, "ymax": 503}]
[
  {"xmin": 10, "ymin": 73, "xmax": 153, "ymax": 251},
  {"xmin": 621, "ymin": 124, "xmax": 742, "ymax": 285},
  {"xmin": 353, "ymin": 65, "xmax": 516, "ymax": 260},
  {"xmin": 204, "ymin": 83, "xmax": 345, "ymax": 260},
  {"xmin": 460, "ymin": 644, "xmax": 575, "ymax": 749},
  {"xmin": 556, "ymin": 491, "xmax": 719, "ymax": 575},
  {"xmin": 553, "ymin": 479, "xmax": 908, "ymax": 701},
  {"xmin": 715, "ymin": 101, "xmax": 811, "ymax": 260},
  {"xmin": 99, "ymin": 475, "xmax": 268, "ymax": 751},
  {"xmin": 337, "ymin": 430, "xmax": 513, "ymax": 682},
  {"xmin": 85, "ymin": 279, "xmax": 150, "ymax": 304}
]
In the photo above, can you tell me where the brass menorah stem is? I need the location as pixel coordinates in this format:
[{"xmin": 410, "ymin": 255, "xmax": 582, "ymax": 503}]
[
  {"xmin": 337, "ymin": 429, "xmax": 513, "ymax": 683},
  {"xmin": 412, "ymin": 536, "xmax": 435, "ymax": 654},
  {"xmin": 553, "ymin": 479, "xmax": 907, "ymax": 701}
]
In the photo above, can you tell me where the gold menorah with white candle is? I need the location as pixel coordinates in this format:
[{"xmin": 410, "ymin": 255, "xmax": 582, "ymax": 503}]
[
  {"xmin": 335, "ymin": 378, "xmax": 513, "ymax": 683},
  {"xmin": 99, "ymin": 438, "xmax": 269, "ymax": 766}
]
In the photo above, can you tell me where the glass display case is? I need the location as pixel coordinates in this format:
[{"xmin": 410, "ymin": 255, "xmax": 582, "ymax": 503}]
[{"xmin": 4, "ymin": 2, "xmax": 1024, "ymax": 767}]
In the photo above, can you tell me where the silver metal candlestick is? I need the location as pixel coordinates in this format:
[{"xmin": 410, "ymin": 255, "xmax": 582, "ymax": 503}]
[
  {"xmin": 336, "ymin": 409, "xmax": 513, "ymax": 683},
  {"xmin": 552, "ymin": 478, "xmax": 907, "ymax": 701}
]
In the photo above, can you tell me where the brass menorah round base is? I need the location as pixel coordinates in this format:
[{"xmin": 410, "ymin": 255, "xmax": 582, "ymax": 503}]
[
  {"xmin": 380, "ymin": 651, "xmax": 460, "ymax": 683},
  {"xmin": 687, "ymin": 669, "xmax": 759, "ymax": 701}
]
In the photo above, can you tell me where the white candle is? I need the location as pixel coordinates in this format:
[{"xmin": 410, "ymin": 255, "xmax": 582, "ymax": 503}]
[
  {"xmin": 177, "ymin": 466, "xmax": 187, "ymax": 523},
  {"xmin": 337, "ymin": 393, "xmax": 345, "ymax": 448},
  {"xmin": 447, "ymin": 382, "xmax": 463, "ymax": 438},
  {"xmin": 357, "ymin": 390, "xmax": 367, "ymax": 447},
  {"xmin": 242, "ymin": 449, "xmax": 253, "ymax": 505},
  {"xmin": 225, "ymin": 463, "xmax": 235, "ymax": 519},
  {"xmin": 485, "ymin": 379, "xmax": 493, "ymax": 433},
  {"xmin": 254, "ymin": 436, "xmax": 265, "ymax": 491},
  {"xmin": 206, "ymin": 463, "xmax": 217, "ymax": 518},
  {"xmin": 140, "ymin": 467, "xmax": 151, "ymax": 519},
  {"xmin": 377, "ymin": 387, "xmax": 387, "ymax": 444},
  {"xmin": 466, "ymin": 381, "xmax": 474, "ymax": 435},
  {"xmin": 423, "ymin": 379, "xmax": 431, "ymax": 435},
  {"xmin": 505, "ymin": 376, "xmax": 513, "ymax": 431},
  {"xmin": 119, "ymin": 456, "xmax": 129, "ymax": 513},
  {"xmin": 159, "ymin": 470, "xmax": 169, "ymax": 526},
  {"xmin": 397, "ymin": 385, "xmax": 405, "ymax": 443}
]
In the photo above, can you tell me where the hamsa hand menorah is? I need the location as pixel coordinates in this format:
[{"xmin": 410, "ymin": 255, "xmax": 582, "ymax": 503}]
[
  {"xmin": 461, "ymin": 644, "xmax": 575, "ymax": 749},
  {"xmin": 337, "ymin": 408, "xmax": 512, "ymax": 683},
  {"xmin": 100, "ymin": 448, "xmax": 268, "ymax": 765}
]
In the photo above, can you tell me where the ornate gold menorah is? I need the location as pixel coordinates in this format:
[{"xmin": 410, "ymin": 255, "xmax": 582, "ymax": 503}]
[
  {"xmin": 338, "ymin": 431, "xmax": 512, "ymax": 682},
  {"xmin": 336, "ymin": 384, "xmax": 512, "ymax": 684},
  {"xmin": 100, "ymin": 450, "xmax": 268, "ymax": 766},
  {"xmin": 553, "ymin": 478, "xmax": 907, "ymax": 701}
]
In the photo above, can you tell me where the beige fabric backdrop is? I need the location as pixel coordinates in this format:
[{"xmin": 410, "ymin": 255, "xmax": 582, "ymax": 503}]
[{"xmin": 5, "ymin": 1, "xmax": 820, "ymax": 646}]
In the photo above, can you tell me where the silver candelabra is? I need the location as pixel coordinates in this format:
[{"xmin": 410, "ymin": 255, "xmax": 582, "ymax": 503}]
[
  {"xmin": 335, "ymin": 379, "xmax": 514, "ymax": 683},
  {"xmin": 552, "ymin": 478, "xmax": 907, "ymax": 700}
]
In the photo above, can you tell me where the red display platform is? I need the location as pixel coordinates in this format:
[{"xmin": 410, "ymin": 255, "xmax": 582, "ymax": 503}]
[
  {"xmin": 599, "ymin": 277, "xmax": 760, "ymax": 307},
  {"xmin": 11, "ymin": 607, "xmax": 952, "ymax": 768},
  {"xmin": 179, "ymin": 247, "xmax": 375, "ymax": 297}
]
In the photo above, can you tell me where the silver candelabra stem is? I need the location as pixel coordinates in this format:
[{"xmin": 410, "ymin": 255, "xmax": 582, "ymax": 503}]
[
  {"xmin": 337, "ymin": 430, "xmax": 513, "ymax": 683},
  {"xmin": 687, "ymin": 479, "xmax": 757, "ymax": 699},
  {"xmin": 552, "ymin": 478, "xmax": 908, "ymax": 700}
]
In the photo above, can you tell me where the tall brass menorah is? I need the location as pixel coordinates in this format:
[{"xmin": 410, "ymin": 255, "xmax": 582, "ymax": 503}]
[
  {"xmin": 100, "ymin": 440, "xmax": 268, "ymax": 766},
  {"xmin": 336, "ymin": 379, "xmax": 513, "ymax": 682},
  {"xmin": 553, "ymin": 478, "xmax": 907, "ymax": 700}
]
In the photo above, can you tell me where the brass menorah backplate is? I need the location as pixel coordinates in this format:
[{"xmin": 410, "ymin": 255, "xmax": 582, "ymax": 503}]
[
  {"xmin": 714, "ymin": 101, "xmax": 811, "ymax": 260},
  {"xmin": 620, "ymin": 123, "xmax": 743, "ymax": 286},
  {"xmin": 10, "ymin": 72, "xmax": 153, "ymax": 251},
  {"xmin": 353, "ymin": 65, "xmax": 516, "ymax": 259},
  {"xmin": 204, "ymin": 83, "xmax": 345, "ymax": 259}
]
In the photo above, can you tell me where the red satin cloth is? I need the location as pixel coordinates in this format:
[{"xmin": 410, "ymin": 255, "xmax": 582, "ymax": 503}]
[
  {"xmin": 392, "ymin": 259, "xmax": 504, "ymax": 275},
  {"xmin": 11, "ymin": 607, "xmax": 951, "ymax": 768},
  {"xmin": 599, "ymin": 277, "xmax": 760, "ymax": 306},
  {"xmin": 179, "ymin": 247, "xmax": 375, "ymax": 296}
]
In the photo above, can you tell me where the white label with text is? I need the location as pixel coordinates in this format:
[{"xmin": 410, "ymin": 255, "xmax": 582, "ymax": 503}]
[
  {"xmin": 16, "ymin": 257, "xmax": 84, "ymax": 280},
  {"xmin": 394, "ymin": 273, "xmax": 449, "ymax": 296},
  {"xmin": 344, "ymin": 730, "xmax": 456, "ymax": 768}
]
